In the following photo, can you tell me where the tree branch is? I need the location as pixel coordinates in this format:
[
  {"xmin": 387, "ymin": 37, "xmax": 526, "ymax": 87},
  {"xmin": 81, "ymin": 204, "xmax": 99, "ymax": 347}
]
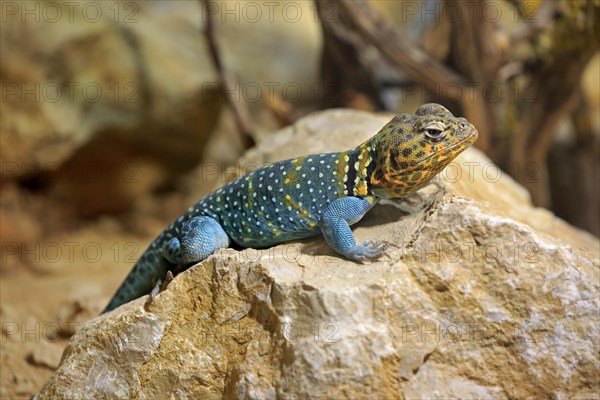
[{"xmin": 336, "ymin": 0, "xmax": 468, "ymax": 99}]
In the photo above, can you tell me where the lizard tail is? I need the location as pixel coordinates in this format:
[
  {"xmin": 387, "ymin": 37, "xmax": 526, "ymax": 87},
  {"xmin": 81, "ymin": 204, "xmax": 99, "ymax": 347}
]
[{"xmin": 102, "ymin": 247, "xmax": 170, "ymax": 313}]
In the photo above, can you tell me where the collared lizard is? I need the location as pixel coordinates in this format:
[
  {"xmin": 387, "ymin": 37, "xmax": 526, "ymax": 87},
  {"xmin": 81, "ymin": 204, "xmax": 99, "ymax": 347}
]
[{"xmin": 103, "ymin": 104, "xmax": 478, "ymax": 312}]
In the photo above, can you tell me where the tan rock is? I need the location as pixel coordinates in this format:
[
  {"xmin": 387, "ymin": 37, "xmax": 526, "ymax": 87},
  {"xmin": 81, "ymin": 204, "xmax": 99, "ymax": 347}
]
[
  {"xmin": 36, "ymin": 110, "xmax": 599, "ymax": 399},
  {"xmin": 0, "ymin": 1, "xmax": 220, "ymax": 215}
]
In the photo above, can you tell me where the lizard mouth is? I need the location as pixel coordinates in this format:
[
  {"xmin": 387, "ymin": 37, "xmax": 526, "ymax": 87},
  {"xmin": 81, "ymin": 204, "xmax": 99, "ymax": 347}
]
[{"xmin": 413, "ymin": 127, "xmax": 478, "ymax": 168}]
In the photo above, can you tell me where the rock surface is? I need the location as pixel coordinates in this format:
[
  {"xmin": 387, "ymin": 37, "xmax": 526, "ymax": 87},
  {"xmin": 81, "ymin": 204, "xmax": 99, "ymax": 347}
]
[{"xmin": 36, "ymin": 110, "xmax": 599, "ymax": 399}]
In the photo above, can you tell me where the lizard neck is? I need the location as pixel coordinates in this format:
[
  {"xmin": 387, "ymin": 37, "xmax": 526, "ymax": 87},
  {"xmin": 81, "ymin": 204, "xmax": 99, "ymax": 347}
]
[
  {"xmin": 363, "ymin": 128, "xmax": 426, "ymax": 199},
  {"xmin": 339, "ymin": 144, "xmax": 376, "ymax": 198}
]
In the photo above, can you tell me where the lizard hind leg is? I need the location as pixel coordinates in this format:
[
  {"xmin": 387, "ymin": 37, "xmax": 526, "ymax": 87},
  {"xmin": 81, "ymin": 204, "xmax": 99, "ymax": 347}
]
[{"xmin": 163, "ymin": 216, "xmax": 230, "ymax": 265}]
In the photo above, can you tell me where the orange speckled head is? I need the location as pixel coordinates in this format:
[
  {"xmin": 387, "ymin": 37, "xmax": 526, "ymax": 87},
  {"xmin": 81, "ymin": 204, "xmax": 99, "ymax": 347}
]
[{"xmin": 368, "ymin": 103, "xmax": 478, "ymax": 198}]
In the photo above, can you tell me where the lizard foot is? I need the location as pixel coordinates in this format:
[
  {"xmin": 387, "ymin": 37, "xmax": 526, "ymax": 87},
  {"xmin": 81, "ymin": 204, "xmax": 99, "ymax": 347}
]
[
  {"xmin": 346, "ymin": 240, "xmax": 389, "ymax": 261},
  {"xmin": 143, "ymin": 271, "xmax": 174, "ymax": 311},
  {"xmin": 161, "ymin": 270, "xmax": 174, "ymax": 291},
  {"xmin": 144, "ymin": 276, "xmax": 162, "ymax": 311}
]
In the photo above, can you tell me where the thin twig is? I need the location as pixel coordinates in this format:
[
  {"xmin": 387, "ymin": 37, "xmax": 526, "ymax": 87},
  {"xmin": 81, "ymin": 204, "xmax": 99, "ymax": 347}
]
[{"xmin": 201, "ymin": 0, "xmax": 255, "ymax": 148}]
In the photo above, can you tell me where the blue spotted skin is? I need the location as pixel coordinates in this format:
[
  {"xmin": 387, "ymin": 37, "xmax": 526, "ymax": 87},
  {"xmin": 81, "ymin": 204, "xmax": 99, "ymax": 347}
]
[{"xmin": 103, "ymin": 104, "xmax": 478, "ymax": 312}]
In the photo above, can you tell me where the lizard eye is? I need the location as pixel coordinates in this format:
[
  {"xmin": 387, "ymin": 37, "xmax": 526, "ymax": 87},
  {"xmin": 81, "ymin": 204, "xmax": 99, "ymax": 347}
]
[
  {"xmin": 424, "ymin": 122, "xmax": 446, "ymax": 141},
  {"xmin": 459, "ymin": 122, "xmax": 467, "ymax": 131}
]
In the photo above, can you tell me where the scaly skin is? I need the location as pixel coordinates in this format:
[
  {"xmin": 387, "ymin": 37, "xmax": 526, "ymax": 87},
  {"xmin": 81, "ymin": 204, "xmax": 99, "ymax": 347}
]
[{"xmin": 104, "ymin": 104, "xmax": 478, "ymax": 312}]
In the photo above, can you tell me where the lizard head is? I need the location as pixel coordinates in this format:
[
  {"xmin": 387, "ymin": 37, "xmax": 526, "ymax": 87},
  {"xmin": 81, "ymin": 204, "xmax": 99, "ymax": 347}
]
[{"xmin": 369, "ymin": 103, "xmax": 478, "ymax": 198}]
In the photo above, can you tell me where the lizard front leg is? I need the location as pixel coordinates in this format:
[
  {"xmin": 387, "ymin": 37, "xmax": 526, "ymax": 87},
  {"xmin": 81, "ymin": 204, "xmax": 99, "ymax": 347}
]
[
  {"xmin": 163, "ymin": 216, "xmax": 230, "ymax": 265},
  {"xmin": 319, "ymin": 197, "xmax": 389, "ymax": 261}
]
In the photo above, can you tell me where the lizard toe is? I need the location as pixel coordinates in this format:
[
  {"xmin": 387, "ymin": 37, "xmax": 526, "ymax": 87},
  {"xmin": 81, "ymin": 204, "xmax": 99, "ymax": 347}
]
[{"xmin": 347, "ymin": 241, "xmax": 389, "ymax": 261}]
